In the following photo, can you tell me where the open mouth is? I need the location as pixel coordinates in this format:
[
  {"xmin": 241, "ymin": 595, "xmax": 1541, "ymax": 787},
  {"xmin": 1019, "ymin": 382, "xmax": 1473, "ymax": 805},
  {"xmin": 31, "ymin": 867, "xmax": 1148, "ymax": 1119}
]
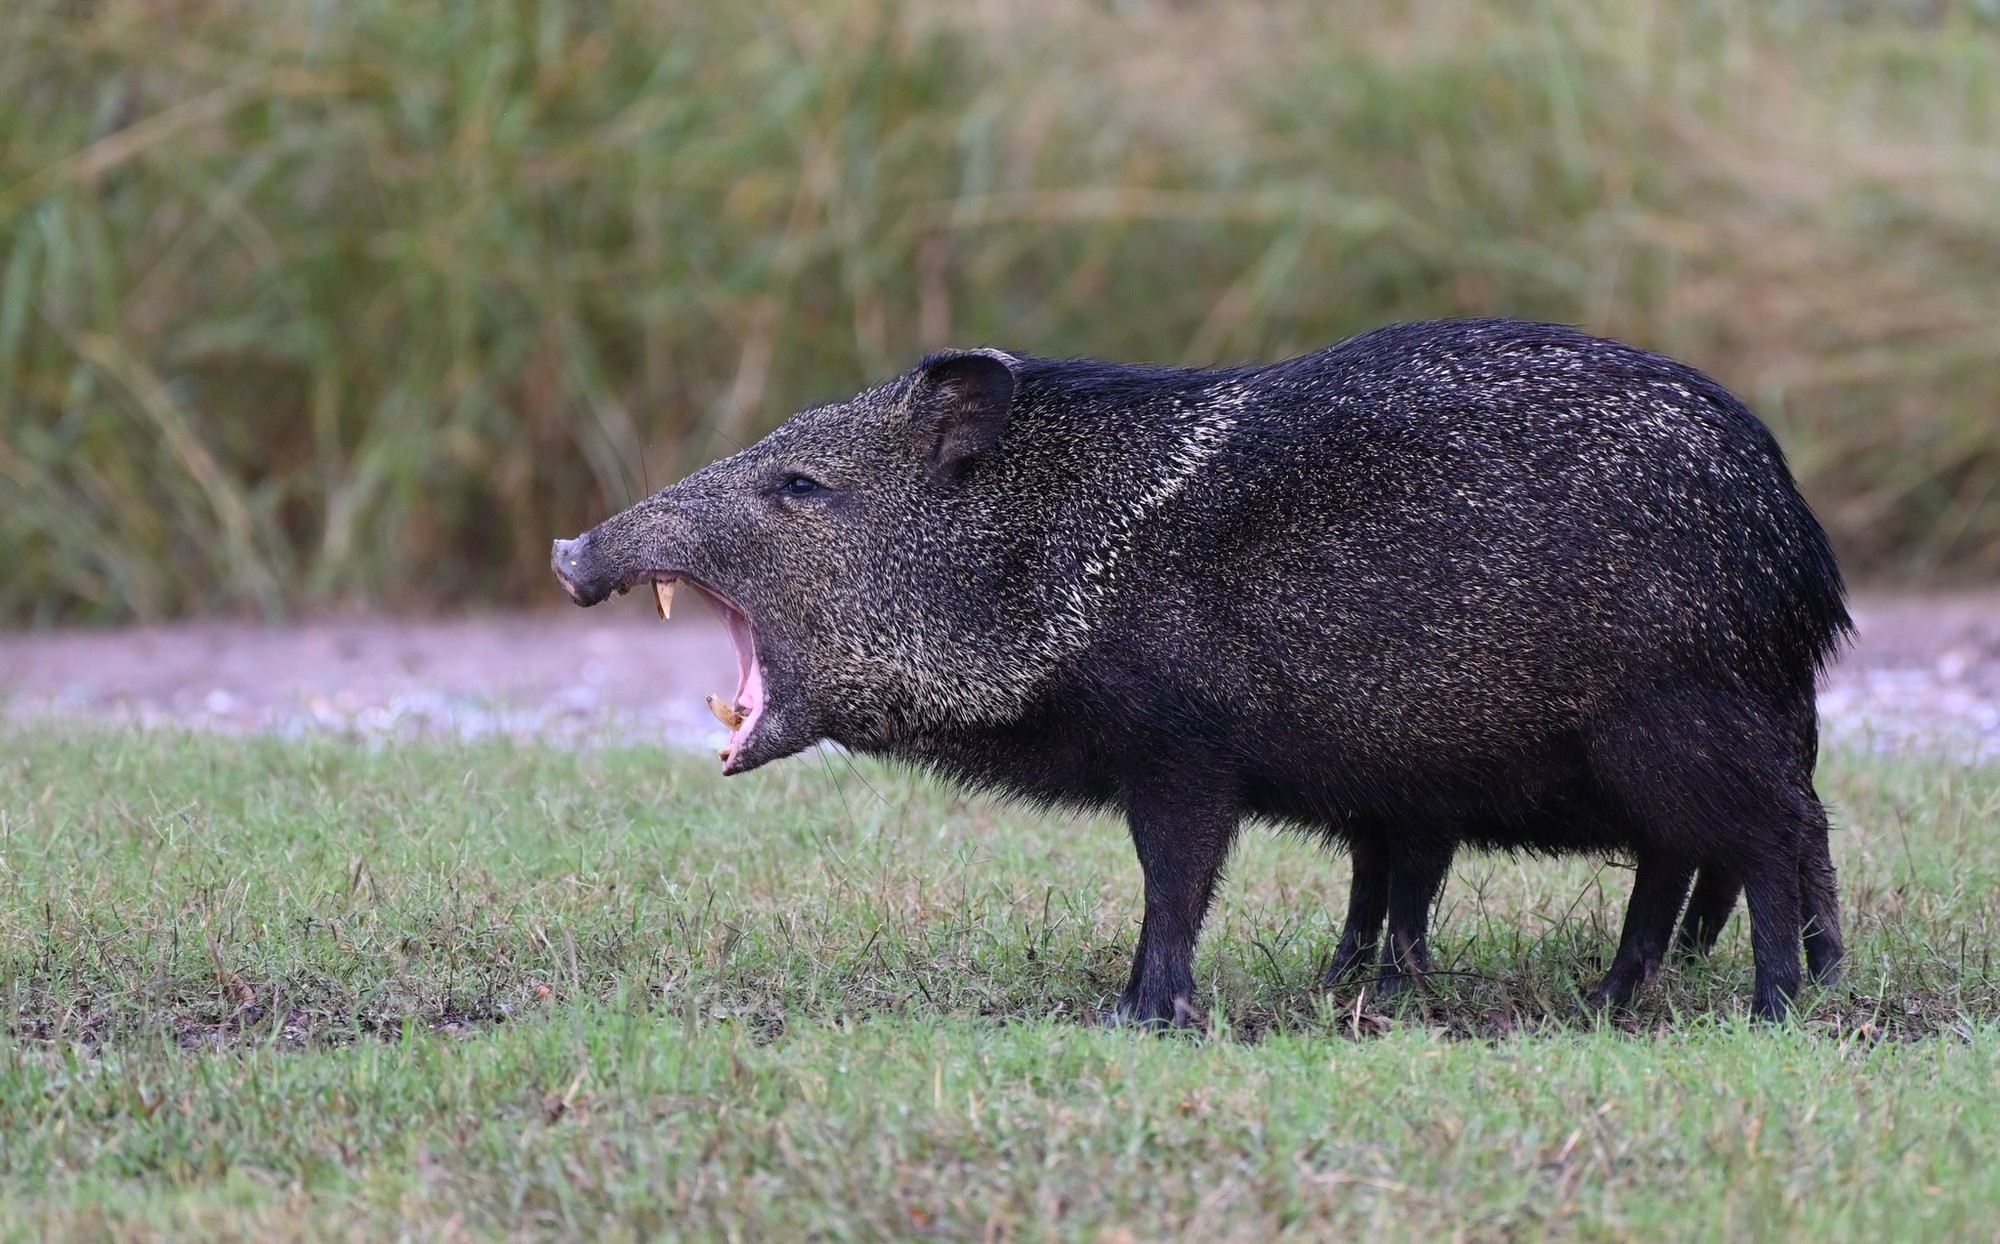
[{"xmin": 629, "ymin": 573, "xmax": 764, "ymax": 771}]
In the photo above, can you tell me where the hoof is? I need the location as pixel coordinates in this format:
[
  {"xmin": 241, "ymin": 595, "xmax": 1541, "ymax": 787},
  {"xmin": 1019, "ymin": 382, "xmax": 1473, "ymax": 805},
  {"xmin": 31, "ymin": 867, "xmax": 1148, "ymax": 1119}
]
[
  {"xmin": 1583, "ymin": 979, "xmax": 1632, "ymax": 1011},
  {"xmin": 1107, "ymin": 994, "xmax": 1207, "ymax": 1034},
  {"xmin": 1749, "ymin": 993, "xmax": 1795, "ymax": 1023},
  {"xmin": 1373, "ymin": 972, "xmax": 1417, "ymax": 999},
  {"xmin": 1585, "ymin": 954, "xmax": 1660, "ymax": 1011},
  {"xmin": 1805, "ymin": 946, "xmax": 1844, "ymax": 988},
  {"xmin": 1321, "ymin": 941, "xmax": 1375, "ymax": 986}
]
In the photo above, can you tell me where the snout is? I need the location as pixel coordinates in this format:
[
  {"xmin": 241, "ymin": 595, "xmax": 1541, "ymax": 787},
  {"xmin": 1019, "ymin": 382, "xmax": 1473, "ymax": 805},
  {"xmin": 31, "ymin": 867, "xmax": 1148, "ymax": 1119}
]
[{"xmin": 551, "ymin": 533, "xmax": 615, "ymax": 606}]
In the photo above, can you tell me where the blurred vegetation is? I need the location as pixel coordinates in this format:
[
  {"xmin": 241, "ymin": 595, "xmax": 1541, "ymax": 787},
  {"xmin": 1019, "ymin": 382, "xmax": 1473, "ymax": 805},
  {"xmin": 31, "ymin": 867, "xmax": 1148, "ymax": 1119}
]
[{"xmin": 1, "ymin": 0, "xmax": 1996, "ymax": 624}]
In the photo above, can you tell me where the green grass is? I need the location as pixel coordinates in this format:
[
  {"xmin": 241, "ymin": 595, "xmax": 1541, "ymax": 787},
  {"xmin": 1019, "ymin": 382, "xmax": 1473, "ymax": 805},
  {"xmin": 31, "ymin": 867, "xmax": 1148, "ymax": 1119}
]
[
  {"xmin": 4, "ymin": 727, "xmax": 2000, "ymax": 1238},
  {"xmin": 2, "ymin": 0, "xmax": 1998, "ymax": 625}
]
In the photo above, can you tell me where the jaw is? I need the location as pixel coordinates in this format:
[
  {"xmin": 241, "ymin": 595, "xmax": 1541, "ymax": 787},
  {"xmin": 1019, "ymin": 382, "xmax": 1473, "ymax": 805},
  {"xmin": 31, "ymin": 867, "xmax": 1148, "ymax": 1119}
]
[
  {"xmin": 588, "ymin": 568, "xmax": 776, "ymax": 773},
  {"xmin": 685, "ymin": 580, "xmax": 767, "ymax": 773}
]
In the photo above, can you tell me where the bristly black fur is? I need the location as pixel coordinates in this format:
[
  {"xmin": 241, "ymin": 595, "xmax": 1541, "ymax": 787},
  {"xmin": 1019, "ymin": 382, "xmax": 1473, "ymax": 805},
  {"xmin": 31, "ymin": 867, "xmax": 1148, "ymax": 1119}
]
[{"xmin": 556, "ymin": 317, "xmax": 1851, "ymax": 1025}]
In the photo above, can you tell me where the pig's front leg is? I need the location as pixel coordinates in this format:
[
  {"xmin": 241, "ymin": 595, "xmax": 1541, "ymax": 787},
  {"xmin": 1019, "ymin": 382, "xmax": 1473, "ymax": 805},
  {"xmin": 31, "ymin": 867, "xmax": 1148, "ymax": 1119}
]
[{"xmin": 1113, "ymin": 782, "xmax": 1241, "ymax": 1030}]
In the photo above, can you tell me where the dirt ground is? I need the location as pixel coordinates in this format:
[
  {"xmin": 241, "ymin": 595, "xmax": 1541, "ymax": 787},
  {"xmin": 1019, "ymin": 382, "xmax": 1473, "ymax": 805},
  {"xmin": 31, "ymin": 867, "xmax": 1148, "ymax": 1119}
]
[{"xmin": 4, "ymin": 592, "xmax": 1999, "ymax": 760}]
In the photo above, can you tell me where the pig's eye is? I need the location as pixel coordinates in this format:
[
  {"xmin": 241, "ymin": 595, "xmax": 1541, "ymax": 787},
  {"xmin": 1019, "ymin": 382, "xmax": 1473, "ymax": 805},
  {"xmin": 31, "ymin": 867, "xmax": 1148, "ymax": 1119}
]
[{"xmin": 782, "ymin": 474, "xmax": 825, "ymax": 497}]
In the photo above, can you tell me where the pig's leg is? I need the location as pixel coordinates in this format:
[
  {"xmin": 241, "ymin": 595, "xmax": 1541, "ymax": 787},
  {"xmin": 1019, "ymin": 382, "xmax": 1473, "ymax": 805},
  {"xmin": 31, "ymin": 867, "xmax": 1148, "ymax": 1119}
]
[
  {"xmin": 1587, "ymin": 851, "xmax": 1696, "ymax": 1007},
  {"xmin": 1673, "ymin": 834, "xmax": 1837, "ymax": 982},
  {"xmin": 1675, "ymin": 866, "xmax": 1741, "ymax": 959},
  {"xmin": 1587, "ymin": 699, "xmax": 1805, "ymax": 1021},
  {"xmin": 1740, "ymin": 835, "xmax": 1805, "ymax": 1021},
  {"xmin": 1375, "ymin": 837, "xmax": 1454, "ymax": 996},
  {"xmin": 1785, "ymin": 699, "xmax": 1844, "ymax": 985},
  {"xmin": 1323, "ymin": 837, "xmax": 1389, "ymax": 984},
  {"xmin": 1798, "ymin": 795, "xmax": 1844, "ymax": 985},
  {"xmin": 1113, "ymin": 787, "xmax": 1240, "ymax": 1029}
]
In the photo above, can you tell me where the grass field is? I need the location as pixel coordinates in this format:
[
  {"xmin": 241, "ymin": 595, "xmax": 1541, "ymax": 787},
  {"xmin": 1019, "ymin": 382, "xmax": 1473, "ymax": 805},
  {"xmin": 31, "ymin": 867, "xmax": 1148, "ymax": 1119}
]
[
  {"xmin": 4, "ymin": 0, "xmax": 1999, "ymax": 624},
  {"xmin": 3, "ymin": 727, "xmax": 1999, "ymax": 1238}
]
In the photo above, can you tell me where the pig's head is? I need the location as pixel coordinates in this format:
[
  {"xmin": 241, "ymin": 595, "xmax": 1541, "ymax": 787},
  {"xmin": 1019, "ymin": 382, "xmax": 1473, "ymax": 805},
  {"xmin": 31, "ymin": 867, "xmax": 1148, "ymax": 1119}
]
[{"xmin": 552, "ymin": 349, "xmax": 1069, "ymax": 775}]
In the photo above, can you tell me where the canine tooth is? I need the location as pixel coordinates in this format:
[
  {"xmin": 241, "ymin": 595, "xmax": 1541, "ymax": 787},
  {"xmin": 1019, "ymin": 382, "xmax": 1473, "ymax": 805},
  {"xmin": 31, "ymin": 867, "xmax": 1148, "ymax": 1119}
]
[
  {"xmin": 707, "ymin": 694, "xmax": 744, "ymax": 730},
  {"xmin": 653, "ymin": 578, "xmax": 675, "ymax": 621}
]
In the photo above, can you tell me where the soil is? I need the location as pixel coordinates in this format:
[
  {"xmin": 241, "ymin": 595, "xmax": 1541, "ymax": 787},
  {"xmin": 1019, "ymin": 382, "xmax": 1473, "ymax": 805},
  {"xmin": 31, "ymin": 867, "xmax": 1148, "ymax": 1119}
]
[{"xmin": 4, "ymin": 592, "xmax": 1999, "ymax": 760}]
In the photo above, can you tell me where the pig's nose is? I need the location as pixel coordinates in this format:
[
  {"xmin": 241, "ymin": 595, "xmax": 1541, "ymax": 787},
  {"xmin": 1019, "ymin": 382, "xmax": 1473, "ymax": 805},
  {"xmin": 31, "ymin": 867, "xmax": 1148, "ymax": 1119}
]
[{"xmin": 551, "ymin": 533, "xmax": 592, "ymax": 602}]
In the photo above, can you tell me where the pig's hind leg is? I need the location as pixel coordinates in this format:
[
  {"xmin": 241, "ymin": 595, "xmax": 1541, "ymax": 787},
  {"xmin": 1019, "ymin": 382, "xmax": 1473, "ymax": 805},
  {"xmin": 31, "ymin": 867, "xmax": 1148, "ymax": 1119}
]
[
  {"xmin": 1679, "ymin": 817, "xmax": 1840, "ymax": 990},
  {"xmin": 1797, "ymin": 794, "xmax": 1844, "ymax": 985},
  {"xmin": 1586, "ymin": 696, "xmax": 1806, "ymax": 1020}
]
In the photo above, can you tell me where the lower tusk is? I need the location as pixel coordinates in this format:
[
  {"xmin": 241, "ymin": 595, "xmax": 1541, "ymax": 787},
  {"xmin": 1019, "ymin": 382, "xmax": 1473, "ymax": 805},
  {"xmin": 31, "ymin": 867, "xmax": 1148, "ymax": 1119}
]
[
  {"xmin": 707, "ymin": 694, "xmax": 744, "ymax": 730},
  {"xmin": 653, "ymin": 578, "xmax": 675, "ymax": 621}
]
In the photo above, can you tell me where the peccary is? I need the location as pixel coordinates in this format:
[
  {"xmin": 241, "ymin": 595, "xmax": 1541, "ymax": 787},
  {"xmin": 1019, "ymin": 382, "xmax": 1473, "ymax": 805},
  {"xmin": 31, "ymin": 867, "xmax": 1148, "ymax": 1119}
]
[{"xmin": 552, "ymin": 318, "xmax": 1849, "ymax": 1024}]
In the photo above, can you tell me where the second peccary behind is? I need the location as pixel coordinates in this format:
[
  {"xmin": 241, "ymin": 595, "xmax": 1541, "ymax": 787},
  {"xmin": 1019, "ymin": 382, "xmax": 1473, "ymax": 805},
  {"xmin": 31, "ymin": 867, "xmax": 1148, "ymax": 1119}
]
[{"xmin": 553, "ymin": 318, "xmax": 1849, "ymax": 1023}]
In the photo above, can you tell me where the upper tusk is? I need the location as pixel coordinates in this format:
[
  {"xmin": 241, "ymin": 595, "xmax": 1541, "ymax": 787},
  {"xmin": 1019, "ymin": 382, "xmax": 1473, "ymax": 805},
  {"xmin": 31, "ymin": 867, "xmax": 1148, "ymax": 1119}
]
[{"xmin": 653, "ymin": 578, "xmax": 675, "ymax": 621}]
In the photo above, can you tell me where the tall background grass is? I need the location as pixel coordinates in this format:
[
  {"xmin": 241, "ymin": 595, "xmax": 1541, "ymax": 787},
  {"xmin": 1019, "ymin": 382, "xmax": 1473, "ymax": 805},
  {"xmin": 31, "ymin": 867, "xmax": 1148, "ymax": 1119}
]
[{"xmin": 2, "ymin": 0, "xmax": 1996, "ymax": 624}]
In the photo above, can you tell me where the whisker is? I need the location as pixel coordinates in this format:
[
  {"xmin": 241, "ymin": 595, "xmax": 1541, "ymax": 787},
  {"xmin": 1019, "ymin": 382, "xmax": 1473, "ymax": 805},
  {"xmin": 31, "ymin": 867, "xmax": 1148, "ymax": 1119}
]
[
  {"xmin": 834, "ymin": 745, "xmax": 892, "ymax": 810},
  {"xmin": 809, "ymin": 746, "xmax": 860, "ymax": 837}
]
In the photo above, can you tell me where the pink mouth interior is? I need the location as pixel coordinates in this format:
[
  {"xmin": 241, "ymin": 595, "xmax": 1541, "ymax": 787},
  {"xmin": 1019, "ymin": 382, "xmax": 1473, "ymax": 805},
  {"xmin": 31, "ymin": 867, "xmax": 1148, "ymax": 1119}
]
[{"xmin": 684, "ymin": 581, "xmax": 763, "ymax": 768}]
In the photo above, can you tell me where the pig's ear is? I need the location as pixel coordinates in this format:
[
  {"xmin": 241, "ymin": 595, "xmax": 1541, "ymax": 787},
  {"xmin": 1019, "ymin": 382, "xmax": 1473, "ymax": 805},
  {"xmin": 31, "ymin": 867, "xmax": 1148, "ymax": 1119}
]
[{"xmin": 908, "ymin": 349, "xmax": 1016, "ymax": 481}]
